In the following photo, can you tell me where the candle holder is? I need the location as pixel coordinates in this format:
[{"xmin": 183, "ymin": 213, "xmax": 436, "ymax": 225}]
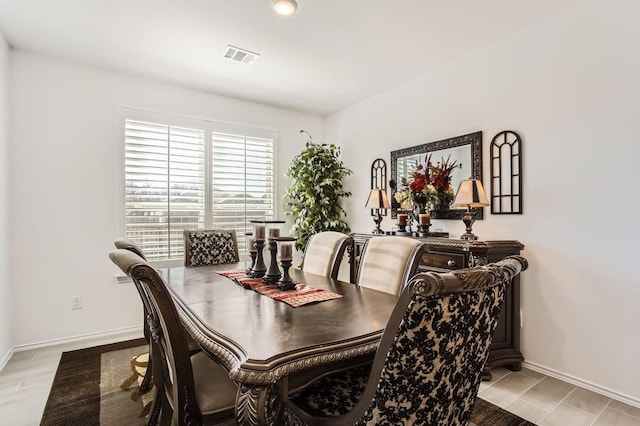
[
  {"xmin": 249, "ymin": 221, "xmax": 267, "ymax": 278},
  {"xmin": 250, "ymin": 239, "xmax": 267, "ymax": 278},
  {"xmin": 395, "ymin": 210, "xmax": 413, "ymax": 236},
  {"xmin": 263, "ymin": 220, "xmax": 285, "ymax": 283},
  {"xmin": 275, "ymin": 237, "xmax": 296, "ymax": 291},
  {"xmin": 263, "ymin": 238, "xmax": 282, "ymax": 284},
  {"xmin": 245, "ymin": 232, "xmax": 256, "ymax": 274},
  {"xmin": 417, "ymin": 223, "xmax": 431, "ymax": 237},
  {"xmin": 417, "ymin": 213, "xmax": 431, "ymax": 237},
  {"xmin": 265, "ymin": 220, "xmax": 285, "ymax": 239}
]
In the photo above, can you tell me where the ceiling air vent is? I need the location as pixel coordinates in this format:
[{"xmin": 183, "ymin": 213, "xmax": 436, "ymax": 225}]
[{"xmin": 223, "ymin": 45, "xmax": 259, "ymax": 65}]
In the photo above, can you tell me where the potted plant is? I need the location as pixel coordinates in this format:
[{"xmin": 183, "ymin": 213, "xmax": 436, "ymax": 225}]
[{"xmin": 284, "ymin": 131, "xmax": 352, "ymax": 253}]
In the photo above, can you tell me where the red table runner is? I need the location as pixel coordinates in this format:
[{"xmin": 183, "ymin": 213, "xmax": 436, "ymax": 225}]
[{"xmin": 218, "ymin": 270, "xmax": 343, "ymax": 307}]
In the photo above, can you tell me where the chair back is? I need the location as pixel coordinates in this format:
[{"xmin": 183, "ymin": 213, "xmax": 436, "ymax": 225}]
[
  {"xmin": 114, "ymin": 238, "xmax": 147, "ymax": 260},
  {"xmin": 113, "ymin": 238, "xmax": 154, "ymax": 315},
  {"xmin": 183, "ymin": 229, "xmax": 239, "ymax": 267},
  {"xmin": 110, "ymin": 248, "xmax": 201, "ymax": 424},
  {"xmin": 302, "ymin": 232, "xmax": 352, "ymax": 279},
  {"xmin": 355, "ymin": 236, "xmax": 424, "ymax": 296},
  {"xmin": 353, "ymin": 256, "xmax": 528, "ymax": 425}
]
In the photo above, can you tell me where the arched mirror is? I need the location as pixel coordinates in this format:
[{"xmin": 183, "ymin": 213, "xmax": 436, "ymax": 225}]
[{"xmin": 390, "ymin": 131, "xmax": 483, "ymax": 220}]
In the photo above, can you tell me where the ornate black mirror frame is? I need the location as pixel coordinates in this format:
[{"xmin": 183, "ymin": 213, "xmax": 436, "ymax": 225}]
[{"xmin": 390, "ymin": 131, "xmax": 483, "ymax": 220}]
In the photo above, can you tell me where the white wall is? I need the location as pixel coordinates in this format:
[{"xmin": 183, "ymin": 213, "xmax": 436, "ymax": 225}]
[
  {"xmin": 8, "ymin": 50, "xmax": 323, "ymax": 347},
  {"xmin": 327, "ymin": 0, "xmax": 640, "ymax": 405},
  {"xmin": 0, "ymin": 32, "xmax": 11, "ymax": 363}
]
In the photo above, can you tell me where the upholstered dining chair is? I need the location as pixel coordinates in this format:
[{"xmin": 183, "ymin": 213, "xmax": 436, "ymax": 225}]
[
  {"xmin": 302, "ymin": 232, "xmax": 352, "ymax": 279},
  {"xmin": 113, "ymin": 238, "xmax": 154, "ymax": 393},
  {"xmin": 284, "ymin": 256, "xmax": 528, "ymax": 426},
  {"xmin": 355, "ymin": 236, "xmax": 424, "ymax": 296},
  {"xmin": 110, "ymin": 248, "xmax": 238, "ymax": 425},
  {"xmin": 184, "ymin": 229, "xmax": 240, "ymax": 267}
]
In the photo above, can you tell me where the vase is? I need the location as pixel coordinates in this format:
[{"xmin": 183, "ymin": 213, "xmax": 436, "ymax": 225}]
[
  {"xmin": 412, "ymin": 194, "xmax": 427, "ymax": 224},
  {"xmin": 434, "ymin": 202, "xmax": 450, "ymax": 211},
  {"xmin": 434, "ymin": 191, "xmax": 452, "ymax": 211}
]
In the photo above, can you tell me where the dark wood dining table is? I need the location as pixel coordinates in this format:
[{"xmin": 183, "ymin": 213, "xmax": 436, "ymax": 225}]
[{"xmin": 159, "ymin": 263, "xmax": 398, "ymax": 426}]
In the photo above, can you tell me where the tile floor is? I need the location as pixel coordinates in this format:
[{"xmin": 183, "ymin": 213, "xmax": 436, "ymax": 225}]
[
  {"xmin": 1, "ymin": 331, "xmax": 639, "ymax": 425},
  {"xmin": 479, "ymin": 367, "xmax": 640, "ymax": 425}
]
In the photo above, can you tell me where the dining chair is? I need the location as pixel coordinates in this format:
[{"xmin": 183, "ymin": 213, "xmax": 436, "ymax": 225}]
[
  {"xmin": 354, "ymin": 236, "xmax": 424, "ymax": 296},
  {"xmin": 284, "ymin": 256, "xmax": 528, "ymax": 426},
  {"xmin": 184, "ymin": 229, "xmax": 240, "ymax": 267},
  {"xmin": 113, "ymin": 238, "xmax": 154, "ymax": 394},
  {"xmin": 110, "ymin": 248, "xmax": 238, "ymax": 425},
  {"xmin": 302, "ymin": 231, "xmax": 352, "ymax": 279}
]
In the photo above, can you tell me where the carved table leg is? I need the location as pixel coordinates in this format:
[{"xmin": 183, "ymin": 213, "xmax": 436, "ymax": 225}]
[{"xmin": 235, "ymin": 383, "xmax": 282, "ymax": 426}]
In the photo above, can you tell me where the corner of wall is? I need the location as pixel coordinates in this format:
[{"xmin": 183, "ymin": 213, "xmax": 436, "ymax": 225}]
[{"xmin": 0, "ymin": 30, "xmax": 12, "ymax": 359}]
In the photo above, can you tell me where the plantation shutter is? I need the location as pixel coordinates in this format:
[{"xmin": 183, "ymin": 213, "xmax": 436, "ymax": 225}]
[
  {"xmin": 124, "ymin": 119, "xmax": 205, "ymax": 260},
  {"xmin": 211, "ymin": 132, "xmax": 274, "ymax": 251}
]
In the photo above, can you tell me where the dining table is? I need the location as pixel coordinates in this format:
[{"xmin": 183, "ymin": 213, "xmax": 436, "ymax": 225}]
[{"xmin": 159, "ymin": 262, "xmax": 398, "ymax": 426}]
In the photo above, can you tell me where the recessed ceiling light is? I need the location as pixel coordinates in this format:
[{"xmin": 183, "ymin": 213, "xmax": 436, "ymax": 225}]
[
  {"xmin": 222, "ymin": 45, "xmax": 260, "ymax": 65},
  {"xmin": 272, "ymin": 0, "xmax": 298, "ymax": 16}
]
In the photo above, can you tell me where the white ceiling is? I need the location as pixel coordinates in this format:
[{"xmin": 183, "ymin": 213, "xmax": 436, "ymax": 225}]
[{"xmin": 0, "ymin": 0, "xmax": 586, "ymax": 115}]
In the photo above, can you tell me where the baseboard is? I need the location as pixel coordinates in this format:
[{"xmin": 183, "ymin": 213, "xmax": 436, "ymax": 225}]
[
  {"xmin": 1, "ymin": 326, "xmax": 143, "ymax": 371},
  {"xmin": 0, "ymin": 347, "xmax": 13, "ymax": 371},
  {"xmin": 523, "ymin": 360, "xmax": 640, "ymax": 409}
]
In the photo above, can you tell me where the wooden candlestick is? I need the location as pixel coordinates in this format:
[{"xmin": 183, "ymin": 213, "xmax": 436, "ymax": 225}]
[
  {"xmin": 250, "ymin": 239, "xmax": 267, "ymax": 278},
  {"xmin": 263, "ymin": 239, "xmax": 282, "ymax": 284}
]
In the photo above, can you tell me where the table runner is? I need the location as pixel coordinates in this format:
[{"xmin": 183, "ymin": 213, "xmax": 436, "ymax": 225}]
[{"xmin": 218, "ymin": 270, "xmax": 343, "ymax": 307}]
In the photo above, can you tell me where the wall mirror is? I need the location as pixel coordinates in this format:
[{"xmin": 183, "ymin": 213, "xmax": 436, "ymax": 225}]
[{"xmin": 390, "ymin": 131, "xmax": 483, "ymax": 220}]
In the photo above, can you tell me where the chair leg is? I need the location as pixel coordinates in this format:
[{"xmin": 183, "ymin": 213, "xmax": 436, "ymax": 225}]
[
  {"xmin": 146, "ymin": 389, "xmax": 162, "ymax": 426},
  {"xmin": 139, "ymin": 347, "xmax": 153, "ymax": 392},
  {"xmin": 141, "ymin": 312, "xmax": 153, "ymax": 393},
  {"xmin": 159, "ymin": 398, "xmax": 173, "ymax": 426}
]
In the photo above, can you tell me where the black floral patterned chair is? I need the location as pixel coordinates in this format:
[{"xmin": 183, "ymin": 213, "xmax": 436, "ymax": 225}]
[
  {"xmin": 183, "ymin": 229, "xmax": 239, "ymax": 267},
  {"xmin": 284, "ymin": 255, "xmax": 528, "ymax": 426}
]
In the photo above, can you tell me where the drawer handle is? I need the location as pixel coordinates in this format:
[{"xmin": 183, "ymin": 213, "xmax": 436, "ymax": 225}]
[{"xmin": 447, "ymin": 260, "xmax": 456, "ymax": 267}]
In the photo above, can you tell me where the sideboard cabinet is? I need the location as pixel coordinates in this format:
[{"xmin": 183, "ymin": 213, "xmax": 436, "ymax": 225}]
[{"xmin": 349, "ymin": 233, "xmax": 525, "ymax": 379}]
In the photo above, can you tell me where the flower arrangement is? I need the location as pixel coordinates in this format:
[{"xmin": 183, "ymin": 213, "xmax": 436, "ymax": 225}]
[{"xmin": 394, "ymin": 153, "xmax": 462, "ymax": 211}]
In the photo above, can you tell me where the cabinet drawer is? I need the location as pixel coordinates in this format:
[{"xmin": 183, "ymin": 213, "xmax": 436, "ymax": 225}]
[{"xmin": 420, "ymin": 251, "xmax": 466, "ymax": 270}]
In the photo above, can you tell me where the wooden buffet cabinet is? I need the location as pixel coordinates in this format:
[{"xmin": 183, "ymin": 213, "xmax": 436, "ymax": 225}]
[{"xmin": 349, "ymin": 233, "xmax": 525, "ymax": 379}]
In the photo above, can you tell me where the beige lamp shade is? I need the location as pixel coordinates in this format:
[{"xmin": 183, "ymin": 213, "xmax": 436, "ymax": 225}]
[
  {"xmin": 365, "ymin": 188, "xmax": 391, "ymax": 209},
  {"xmin": 453, "ymin": 179, "xmax": 490, "ymax": 208}
]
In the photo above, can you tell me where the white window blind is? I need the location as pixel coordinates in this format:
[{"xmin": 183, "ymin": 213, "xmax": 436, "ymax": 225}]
[
  {"xmin": 212, "ymin": 132, "xmax": 274, "ymax": 252},
  {"xmin": 123, "ymin": 115, "xmax": 275, "ymax": 261}
]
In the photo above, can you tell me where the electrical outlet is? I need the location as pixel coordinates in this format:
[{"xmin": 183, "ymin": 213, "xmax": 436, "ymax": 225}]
[{"xmin": 71, "ymin": 296, "xmax": 83, "ymax": 310}]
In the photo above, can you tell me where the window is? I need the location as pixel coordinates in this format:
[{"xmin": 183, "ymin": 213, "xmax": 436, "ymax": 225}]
[{"xmin": 123, "ymin": 112, "xmax": 275, "ymax": 263}]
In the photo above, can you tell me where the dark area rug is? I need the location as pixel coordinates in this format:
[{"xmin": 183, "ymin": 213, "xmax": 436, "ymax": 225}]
[
  {"xmin": 41, "ymin": 338, "xmax": 149, "ymax": 426},
  {"xmin": 41, "ymin": 339, "xmax": 535, "ymax": 425}
]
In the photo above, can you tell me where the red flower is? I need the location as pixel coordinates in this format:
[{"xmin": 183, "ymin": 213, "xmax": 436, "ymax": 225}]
[
  {"xmin": 430, "ymin": 154, "xmax": 461, "ymax": 193},
  {"xmin": 409, "ymin": 174, "xmax": 426, "ymax": 193}
]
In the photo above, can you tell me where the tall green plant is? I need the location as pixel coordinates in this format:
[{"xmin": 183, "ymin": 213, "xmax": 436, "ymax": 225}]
[{"xmin": 285, "ymin": 131, "xmax": 352, "ymax": 252}]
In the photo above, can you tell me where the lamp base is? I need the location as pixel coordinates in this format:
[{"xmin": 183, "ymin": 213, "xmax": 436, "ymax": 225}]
[
  {"xmin": 460, "ymin": 208, "xmax": 479, "ymax": 241},
  {"xmin": 459, "ymin": 232, "xmax": 479, "ymax": 241},
  {"xmin": 371, "ymin": 214, "xmax": 384, "ymax": 235}
]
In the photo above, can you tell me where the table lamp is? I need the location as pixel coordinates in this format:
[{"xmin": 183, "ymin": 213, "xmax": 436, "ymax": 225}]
[
  {"xmin": 365, "ymin": 188, "xmax": 390, "ymax": 235},
  {"xmin": 453, "ymin": 178, "xmax": 490, "ymax": 240}
]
